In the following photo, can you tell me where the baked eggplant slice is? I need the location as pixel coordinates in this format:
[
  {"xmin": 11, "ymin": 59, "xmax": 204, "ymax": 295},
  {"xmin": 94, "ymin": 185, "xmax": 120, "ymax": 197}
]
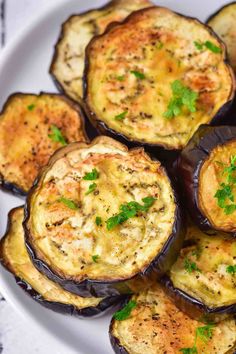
[
  {"xmin": 161, "ymin": 220, "xmax": 236, "ymax": 322},
  {"xmin": 24, "ymin": 136, "xmax": 184, "ymax": 298},
  {"xmin": 84, "ymin": 6, "xmax": 235, "ymax": 153},
  {"xmin": 110, "ymin": 282, "xmax": 236, "ymax": 354},
  {"xmin": 178, "ymin": 125, "xmax": 236, "ymax": 235},
  {"xmin": 50, "ymin": 0, "xmax": 152, "ymax": 102},
  {"xmin": 207, "ymin": 2, "xmax": 236, "ymax": 73},
  {"xmin": 0, "ymin": 93, "xmax": 88, "ymax": 195},
  {"xmin": 0, "ymin": 207, "xmax": 120, "ymax": 316}
]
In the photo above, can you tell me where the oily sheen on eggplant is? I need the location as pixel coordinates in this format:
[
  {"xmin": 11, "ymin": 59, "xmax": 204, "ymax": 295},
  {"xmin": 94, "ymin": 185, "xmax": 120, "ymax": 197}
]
[
  {"xmin": 24, "ymin": 136, "xmax": 184, "ymax": 298},
  {"xmin": 0, "ymin": 93, "xmax": 88, "ymax": 195},
  {"xmin": 0, "ymin": 207, "xmax": 120, "ymax": 316},
  {"xmin": 50, "ymin": 0, "xmax": 152, "ymax": 102},
  {"xmin": 178, "ymin": 125, "xmax": 236, "ymax": 236},
  {"xmin": 161, "ymin": 221, "xmax": 236, "ymax": 322},
  {"xmin": 84, "ymin": 6, "xmax": 235, "ymax": 152},
  {"xmin": 110, "ymin": 283, "xmax": 236, "ymax": 354}
]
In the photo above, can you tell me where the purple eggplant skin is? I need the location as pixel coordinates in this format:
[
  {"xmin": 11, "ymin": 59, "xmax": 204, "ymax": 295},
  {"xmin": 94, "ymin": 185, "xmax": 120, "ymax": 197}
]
[
  {"xmin": 177, "ymin": 124, "xmax": 236, "ymax": 237},
  {"xmin": 23, "ymin": 145, "xmax": 185, "ymax": 298},
  {"xmin": 161, "ymin": 276, "xmax": 236, "ymax": 323}
]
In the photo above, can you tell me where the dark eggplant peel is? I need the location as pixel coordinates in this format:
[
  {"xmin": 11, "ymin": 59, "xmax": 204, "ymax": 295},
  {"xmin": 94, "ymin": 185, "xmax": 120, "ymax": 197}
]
[
  {"xmin": 84, "ymin": 6, "xmax": 235, "ymax": 152},
  {"xmin": 161, "ymin": 220, "xmax": 236, "ymax": 322},
  {"xmin": 178, "ymin": 125, "xmax": 236, "ymax": 235},
  {"xmin": 50, "ymin": 0, "xmax": 153, "ymax": 102},
  {"xmin": 207, "ymin": 2, "xmax": 236, "ymax": 74},
  {"xmin": 110, "ymin": 282, "xmax": 236, "ymax": 354},
  {"xmin": 0, "ymin": 207, "xmax": 120, "ymax": 316},
  {"xmin": 24, "ymin": 136, "xmax": 184, "ymax": 298},
  {"xmin": 0, "ymin": 93, "xmax": 88, "ymax": 195}
]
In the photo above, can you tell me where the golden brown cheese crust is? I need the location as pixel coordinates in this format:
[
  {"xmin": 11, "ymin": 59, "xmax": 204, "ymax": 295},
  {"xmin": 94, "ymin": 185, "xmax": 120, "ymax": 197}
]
[
  {"xmin": 85, "ymin": 7, "xmax": 234, "ymax": 150},
  {"xmin": 208, "ymin": 3, "xmax": 236, "ymax": 73},
  {"xmin": 170, "ymin": 222, "xmax": 236, "ymax": 308},
  {"xmin": 199, "ymin": 139, "xmax": 236, "ymax": 232},
  {"xmin": 0, "ymin": 208, "xmax": 102, "ymax": 309},
  {"xmin": 25, "ymin": 136, "xmax": 176, "ymax": 283},
  {"xmin": 110, "ymin": 283, "xmax": 236, "ymax": 354},
  {"xmin": 50, "ymin": 0, "xmax": 152, "ymax": 101},
  {"xmin": 0, "ymin": 93, "xmax": 88, "ymax": 194}
]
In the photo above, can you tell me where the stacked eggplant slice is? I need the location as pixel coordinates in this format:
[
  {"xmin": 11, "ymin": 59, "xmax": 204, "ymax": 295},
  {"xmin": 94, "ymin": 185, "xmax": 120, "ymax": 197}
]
[{"xmin": 1, "ymin": 1, "xmax": 236, "ymax": 353}]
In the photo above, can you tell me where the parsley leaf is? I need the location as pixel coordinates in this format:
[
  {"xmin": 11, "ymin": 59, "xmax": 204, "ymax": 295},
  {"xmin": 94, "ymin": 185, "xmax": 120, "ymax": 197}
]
[
  {"xmin": 194, "ymin": 41, "xmax": 204, "ymax": 50},
  {"xmin": 180, "ymin": 348, "xmax": 197, "ymax": 354},
  {"xmin": 223, "ymin": 155, "xmax": 236, "ymax": 184},
  {"xmin": 92, "ymin": 255, "xmax": 99, "ymax": 263},
  {"xmin": 196, "ymin": 324, "xmax": 215, "ymax": 343},
  {"xmin": 113, "ymin": 300, "xmax": 137, "ymax": 321},
  {"xmin": 194, "ymin": 40, "xmax": 222, "ymax": 53},
  {"xmin": 85, "ymin": 182, "xmax": 97, "ymax": 195},
  {"xmin": 115, "ymin": 111, "xmax": 128, "ymax": 121},
  {"xmin": 95, "ymin": 216, "xmax": 102, "ymax": 226},
  {"xmin": 106, "ymin": 196, "xmax": 156, "ymax": 230},
  {"xmin": 116, "ymin": 75, "xmax": 125, "ymax": 81},
  {"xmin": 226, "ymin": 265, "xmax": 236, "ymax": 275},
  {"xmin": 58, "ymin": 197, "xmax": 79, "ymax": 210},
  {"xmin": 130, "ymin": 70, "xmax": 145, "ymax": 80},
  {"xmin": 184, "ymin": 258, "xmax": 201, "ymax": 273},
  {"xmin": 164, "ymin": 80, "xmax": 198, "ymax": 119},
  {"xmin": 27, "ymin": 104, "xmax": 35, "ymax": 111},
  {"xmin": 48, "ymin": 125, "xmax": 67, "ymax": 146},
  {"xmin": 156, "ymin": 41, "xmax": 164, "ymax": 49},
  {"xmin": 83, "ymin": 168, "xmax": 99, "ymax": 181}
]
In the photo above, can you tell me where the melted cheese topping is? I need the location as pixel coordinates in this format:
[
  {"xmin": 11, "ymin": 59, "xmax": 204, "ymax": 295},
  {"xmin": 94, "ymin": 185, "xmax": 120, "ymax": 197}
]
[
  {"xmin": 51, "ymin": 0, "xmax": 152, "ymax": 101},
  {"xmin": 0, "ymin": 94, "xmax": 87, "ymax": 193},
  {"xmin": 111, "ymin": 283, "xmax": 236, "ymax": 354},
  {"xmin": 199, "ymin": 139, "xmax": 236, "ymax": 232},
  {"xmin": 208, "ymin": 3, "xmax": 236, "ymax": 73},
  {"xmin": 1, "ymin": 208, "xmax": 102, "ymax": 309},
  {"xmin": 27, "ymin": 137, "xmax": 176, "ymax": 282},
  {"xmin": 170, "ymin": 223, "xmax": 236, "ymax": 308},
  {"xmin": 86, "ymin": 7, "xmax": 233, "ymax": 150}
]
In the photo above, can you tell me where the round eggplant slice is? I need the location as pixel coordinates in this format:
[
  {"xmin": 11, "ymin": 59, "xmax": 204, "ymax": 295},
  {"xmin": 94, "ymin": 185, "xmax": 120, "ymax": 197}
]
[
  {"xmin": 207, "ymin": 2, "xmax": 236, "ymax": 74},
  {"xmin": 50, "ymin": 0, "xmax": 153, "ymax": 102},
  {"xmin": 24, "ymin": 136, "xmax": 184, "ymax": 298},
  {"xmin": 0, "ymin": 207, "xmax": 120, "ymax": 317},
  {"xmin": 0, "ymin": 93, "xmax": 88, "ymax": 195},
  {"xmin": 178, "ymin": 125, "xmax": 236, "ymax": 235},
  {"xmin": 110, "ymin": 282, "xmax": 236, "ymax": 354},
  {"xmin": 161, "ymin": 221, "xmax": 236, "ymax": 322},
  {"xmin": 84, "ymin": 6, "xmax": 235, "ymax": 153}
]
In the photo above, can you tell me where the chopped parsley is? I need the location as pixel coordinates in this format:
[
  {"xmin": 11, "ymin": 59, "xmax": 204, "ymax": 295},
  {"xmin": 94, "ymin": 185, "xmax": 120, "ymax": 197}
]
[
  {"xmin": 92, "ymin": 255, "xmax": 99, "ymax": 263},
  {"xmin": 58, "ymin": 197, "xmax": 79, "ymax": 210},
  {"xmin": 106, "ymin": 196, "xmax": 156, "ymax": 231},
  {"xmin": 85, "ymin": 182, "xmax": 97, "ymax": 195},
  {"xmin": 115, "ymin": 111, "xmax": 128, "ymax": 121},
  {"xmin": 95, "ymin": 216, "xmax": 102, "ymax": 226},
  {"xmin": 48, "ymin": 125, "xmax": 67, "ymax": 146},
  {"xmin": 180, "ymin": 324, "xmax": 215, "ymax": 353},
  {"xmin": 113, "ymin": 300, "xmax": 137, "ymax": 321},
  {"xmin": 130, "ymin": 70, "xmax": 145, "ymax": 80},
  {"xmin": 184, "ymin": 258, "xmax": 201, "ymax": 273},
  {"xmin": 164, "ymin": 80, "xmax": 198, "ymax": 119},
  {"xmin": 226, "ymin": 265, "xmax": 236, "ymax": 275},
  {"xmin": 83, "ymin": 168, "xmax": 99, "ymax": 180},
  {"xmin": 156, "ymin": 41, "xmax": 164, "ymax": 49},
  {"xmin": 116, "ymin": 75, "xmax": 125, "ymax": 81},
  {"xmin": 194, "ymin": 40, "xmax": 222, "ymax": 53},
  {"xmin": 27, "ymin": 104, "xmax": 35, "ymax": 111}
]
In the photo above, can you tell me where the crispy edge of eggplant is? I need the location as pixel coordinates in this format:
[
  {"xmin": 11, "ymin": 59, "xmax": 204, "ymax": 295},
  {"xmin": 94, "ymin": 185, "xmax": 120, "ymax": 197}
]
[
  {"xmin": 0, "ymin": 92, "xmax": 89, "ymax": 196},
  {"xmin": 0, "ymin": 206, "xmax": 122, "ymax": 317},
  {"xmin": 23, "ymin": 136, "xmax": 185, "ymax": 298},
  {"xmin": 83, "ymin": 6, "xmax": 235, "ymax": 157},
  {"xmin": 206, "ymin": 2, "xmax": 236, "ymax": 28},
  {"xmin": 177, "ymin": 124, "xmax": 236, "ymax": 236}
]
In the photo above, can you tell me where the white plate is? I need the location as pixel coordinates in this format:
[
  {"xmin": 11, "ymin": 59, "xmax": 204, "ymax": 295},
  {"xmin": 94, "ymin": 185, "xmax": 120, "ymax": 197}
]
[{"xmin": 0, "ymin": 0, "xmax": 229, "ymax": 353}]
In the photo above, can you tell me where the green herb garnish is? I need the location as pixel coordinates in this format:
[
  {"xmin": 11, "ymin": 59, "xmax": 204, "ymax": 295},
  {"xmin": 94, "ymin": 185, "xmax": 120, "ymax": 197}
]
[
  {"xmin": 180, "ymin": 348, "xmax": 197, "ymax": 354},
  {"xmin": 113, "ymin": 300, "xmax": 137, "ymax": 321},
  {"xmin": 223, "ymin": 155, "xmax": 236, "ymax": 183},
  {"xmin": 194, "ymin": 40, "xmax": 222, "ymax": 53},
  {"xmin": 106, "ymin": 196, "xmax": 156, "ymax": 231},
  {"xmin": 226, "ymin": 265, "xmax": 236, "ymax": 275},
  {"xmin": 179, "ymin": 324, "xmax": 215, "ymax": 353},
  {"xmin": 115, "ymin": 111, "xmax": 128, "ymax": 121},
  {"xmin": 156, "ymin": 41, "xmax": 164, "ymax": 49},
  {"xmin": 130, "ymin": 70, "xmax": 145, "ymax": 80},
  {"xmin": 48, "ymin": 125, "xmax": 67, "ymax": 146},
  {"xmin": 92, "ymin": 255, "xmax": 99, "ymax": 263},
  {"xmin": 27, "ymin": 104, "xmax": 35, "ymax": 111},
  {"xmin": 116, "ymin": 75, "xmax": 125, "ymax": 81},
  {"xmin": 184, "ymin": 258, "xmax": 201, "ymax": 273},
  {"xmin": 83, "ymin": 168, "xmax": 99, "ymax": 181},
  {"xmin": 95, "ymin": 216, "xmax": 102, "ymax": 226},
  {"xmin": 85, "ymin": 183, "xmax": 97, "ymax": 195},
  {"xmin": 164, "ymin": 80, "xmax": 198, "ymax": 119},
  {"xmin": 58, "ymin": 197, "xmax": 78, "ymax": 210}
]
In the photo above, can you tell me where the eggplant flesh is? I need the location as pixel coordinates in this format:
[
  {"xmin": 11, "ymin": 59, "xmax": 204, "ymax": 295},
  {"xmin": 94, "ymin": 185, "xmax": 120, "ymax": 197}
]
[
  {"xmin": 110, "ymin": 282, "xmax": 236, "ymax": 354},
  {"xmin": 0, "ymin": 207, "xmax": 120, "ymax": 316},
  {"xmin": 84, "ymin": 6, "xmax": 235, "ymax": 152},
  {"xmin": 0, "ymin": 92, "xmax": 88, "ymax": 195},
  {"xmin": 24, "ymin": 136, "xmax": 184, "ymax": 298}
]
